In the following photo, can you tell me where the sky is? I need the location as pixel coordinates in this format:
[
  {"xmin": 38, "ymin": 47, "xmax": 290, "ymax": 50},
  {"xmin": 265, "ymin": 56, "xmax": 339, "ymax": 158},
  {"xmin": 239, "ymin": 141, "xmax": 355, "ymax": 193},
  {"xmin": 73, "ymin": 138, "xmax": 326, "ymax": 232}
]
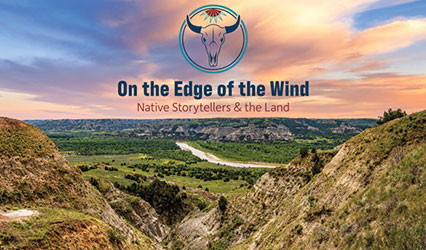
[{"xmin": 0, "ymin": 0, "xmax": 425, "ymax": 119}]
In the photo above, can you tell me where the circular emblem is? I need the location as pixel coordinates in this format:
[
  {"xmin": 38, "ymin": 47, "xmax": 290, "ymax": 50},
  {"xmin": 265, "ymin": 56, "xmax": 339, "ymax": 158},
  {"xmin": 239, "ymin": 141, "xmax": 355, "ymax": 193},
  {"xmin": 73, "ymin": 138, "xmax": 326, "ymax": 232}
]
[{"xmin": 179, "ymin": 5, "xmax": 248, "ymax": 73}]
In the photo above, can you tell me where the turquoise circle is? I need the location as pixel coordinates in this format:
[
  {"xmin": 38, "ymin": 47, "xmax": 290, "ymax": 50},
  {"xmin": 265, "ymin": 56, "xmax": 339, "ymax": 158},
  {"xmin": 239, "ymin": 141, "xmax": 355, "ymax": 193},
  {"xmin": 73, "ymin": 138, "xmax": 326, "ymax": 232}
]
[{"xmin": 179, "ymin": 5, "xmax": 248, "ymax": 74}]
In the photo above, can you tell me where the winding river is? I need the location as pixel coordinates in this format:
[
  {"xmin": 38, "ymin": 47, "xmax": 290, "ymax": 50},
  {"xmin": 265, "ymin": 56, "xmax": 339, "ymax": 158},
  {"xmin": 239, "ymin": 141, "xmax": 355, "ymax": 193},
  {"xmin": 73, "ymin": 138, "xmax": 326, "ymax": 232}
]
[{"xmin": 176, "ymin": 142, "xmax": 277, "ymax": 168}]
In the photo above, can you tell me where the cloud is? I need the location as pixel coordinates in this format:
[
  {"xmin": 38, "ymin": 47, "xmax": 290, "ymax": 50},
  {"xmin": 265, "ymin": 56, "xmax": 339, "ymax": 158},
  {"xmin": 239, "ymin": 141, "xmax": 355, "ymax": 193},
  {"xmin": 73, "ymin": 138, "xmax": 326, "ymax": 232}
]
[
  {"xmin": 348, "ymin": 18, "xmax": 426, "ymax": 55},
  {"xmin": 0, "ymin": 0, "xmax": 425, "ymax": 119},
  {"xmin": 244, "ymin": 16, "xmax": 426, "ymax": 79}
]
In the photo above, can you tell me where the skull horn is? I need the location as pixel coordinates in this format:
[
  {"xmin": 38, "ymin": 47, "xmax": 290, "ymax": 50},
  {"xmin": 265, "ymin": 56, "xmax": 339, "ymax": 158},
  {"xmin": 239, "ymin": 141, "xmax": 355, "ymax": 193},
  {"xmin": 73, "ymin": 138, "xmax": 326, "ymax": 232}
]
[
  {"xmin": 225, "ymin": 15, "xmax": 240, "ymax": 33},
  {"xmin": 186, "ymin": 15, "xmax": 201, "ymax": 33}
]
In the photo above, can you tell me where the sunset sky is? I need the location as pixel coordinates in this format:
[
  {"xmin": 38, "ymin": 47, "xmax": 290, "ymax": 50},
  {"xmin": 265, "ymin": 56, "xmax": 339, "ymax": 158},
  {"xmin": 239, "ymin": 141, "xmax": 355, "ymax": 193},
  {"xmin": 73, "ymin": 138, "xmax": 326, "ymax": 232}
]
[{"xmin": 0, "ymin": 0, "xmax": 425, "ymax": 119}]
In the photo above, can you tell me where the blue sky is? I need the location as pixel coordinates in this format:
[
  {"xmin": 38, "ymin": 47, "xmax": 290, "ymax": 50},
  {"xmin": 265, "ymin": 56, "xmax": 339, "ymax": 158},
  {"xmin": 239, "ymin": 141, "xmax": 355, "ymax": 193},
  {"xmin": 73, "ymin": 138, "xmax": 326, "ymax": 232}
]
[{"xmin": 355, "ymin": 0, "xmax": 426, "ymax": 29}]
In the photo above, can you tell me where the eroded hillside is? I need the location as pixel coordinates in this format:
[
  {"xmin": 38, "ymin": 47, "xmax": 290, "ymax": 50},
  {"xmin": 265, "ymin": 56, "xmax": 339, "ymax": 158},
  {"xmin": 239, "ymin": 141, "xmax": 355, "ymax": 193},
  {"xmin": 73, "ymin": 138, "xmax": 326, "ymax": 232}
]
[
  {"xmin": 169, "ymin": 110, "xmax": 426, "ymax": 249},
  {"xmin": 0, "ymin": 117, "xmax": 161, "ymax": 250}
]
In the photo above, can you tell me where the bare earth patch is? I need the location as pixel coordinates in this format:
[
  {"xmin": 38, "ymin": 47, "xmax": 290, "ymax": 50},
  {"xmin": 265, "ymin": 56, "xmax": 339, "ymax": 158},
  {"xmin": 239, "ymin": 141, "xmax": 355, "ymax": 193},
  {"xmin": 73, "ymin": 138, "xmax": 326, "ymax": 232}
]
[{"xmin": 0, "ymin": 209, "xmax": 39, "ymax": 222}]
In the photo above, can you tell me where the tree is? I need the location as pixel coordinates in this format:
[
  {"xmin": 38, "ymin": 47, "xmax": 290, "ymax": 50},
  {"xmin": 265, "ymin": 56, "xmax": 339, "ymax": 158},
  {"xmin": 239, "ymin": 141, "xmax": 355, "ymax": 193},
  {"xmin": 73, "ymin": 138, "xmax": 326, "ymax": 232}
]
[
  {"xmin": 311, "ymin": 160, "xmax": 322, "ymax": 176},
  {"xmin": 300, "ymin": 147, "xmax": 309, "ymax": 157},
  {"xmin": 311, "ymin": 153, "xmax": 320, "ymax": 163},
  {"xmin": 218, "ymin": 196, "xmax": 228, "ymax": 211},
  {"xmin": 377, "ymin": 108, "xmax": 407, "ymax": 125}
]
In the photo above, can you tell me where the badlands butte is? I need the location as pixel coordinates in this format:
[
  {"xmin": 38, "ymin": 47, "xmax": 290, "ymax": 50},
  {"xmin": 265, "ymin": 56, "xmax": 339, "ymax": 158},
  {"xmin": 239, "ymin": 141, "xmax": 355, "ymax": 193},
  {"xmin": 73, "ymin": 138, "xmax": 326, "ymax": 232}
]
[{"xmin": 0, "ymin": 110, "xmax": 425, "ymax": 249}]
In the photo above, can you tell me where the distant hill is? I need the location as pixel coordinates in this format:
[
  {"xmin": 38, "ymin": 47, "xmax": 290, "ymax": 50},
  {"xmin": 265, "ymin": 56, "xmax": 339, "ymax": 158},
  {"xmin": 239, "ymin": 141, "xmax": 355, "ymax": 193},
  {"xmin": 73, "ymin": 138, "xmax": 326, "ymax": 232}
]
[
  {"xmin": 27, "ymin": 118, "xmax": 375, "ymax": 142},
  {"xmin": 168, "ymin": 110, "xmax": 426, "ymax": 249},
  {"xmin": 0, "ymin": 117, "xmax": 162, "ymax": 249}
]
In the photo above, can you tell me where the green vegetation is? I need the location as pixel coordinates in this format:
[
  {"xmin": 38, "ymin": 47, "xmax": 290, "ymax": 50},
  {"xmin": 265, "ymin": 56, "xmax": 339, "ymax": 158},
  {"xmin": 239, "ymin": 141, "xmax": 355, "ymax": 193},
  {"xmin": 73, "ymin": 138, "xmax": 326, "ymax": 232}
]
[
  {"xmin": 311, "ymin": 153, "xmax": 323, "ymax": 176},
  {"xmin": 377, "ymin": 108, "xmax": 407, "ymax": 125},
  {"xmin": 123, "ymin": 179, "xmax": 188, "ymax": 224},
  {"xmin": 207, "ymin": 215, "xmax": 247, "ymax": 250},
  {"xmin": 300, "ymin": 147, "xmax": 309, "ymax": 157},
  {"xmin": 189, "ymin": 138, "xmax": 340, "ymax": 164},
  {"xmin": 0, "ymin": 208, "xmax": 112, "ymax": 249},
  {"xmin": 67, "ymin": 154, "xmax": 265, "ymax": 195},
  {"xmin": 0, "ymin": 118, "xmax": 56, "ymax": 158},
  {"xmin": 332, "ymin": 143, "xmax": 426, "ymax": 249},
  {"xmin": 50, "ymin": 134, "xmax": 200, "ymax": 163},
  {"xmin": 127, "ymin": 161, "xmax": 265, "ymax": 185},
  {"xmin": 218, "ymin": 196, "xmax": 228, "ymax": 211}
]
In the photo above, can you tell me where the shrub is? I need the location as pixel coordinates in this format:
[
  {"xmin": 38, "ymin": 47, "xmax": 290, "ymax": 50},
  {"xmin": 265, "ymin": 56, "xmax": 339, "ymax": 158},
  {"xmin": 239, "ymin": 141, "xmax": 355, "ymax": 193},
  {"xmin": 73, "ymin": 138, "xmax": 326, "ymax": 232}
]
[
  {"xmin": 197, "ymin": 199, "xmax": 207, "ymax": 210},
  {"xmin": 376, "ymin": 108, "xmax": 406, "ymax": 125},
  {"xmin": 312, "ymin": 153, "xmax": 320, "ymax": 163},
  {"xmin": 78, "ymin": 165, "xmax": 89, "ymax": 172},
  {"xmin": 219, "ymin": 196, "xmax": 228, "ymax": 211},
  {"xmin": 308, "ymin": 196, "xmax": 315, "ymax": 207},
  {"xmin": 107, "ymin": 228, "xmax": 125, "ymax": 245},
  {"xmin": 89, "ymin": 177, "xmax": 99, "ymax": 189},
  {"xmin": 300, "ymin": 147, "xmax": 309, "ymax": 157},
  {"xmin": 294, "ymin": 224, "xmax": 303, "ymax": 235},
  {"xmin": 311, "ymin": 160, "xmax": 323, "ymax": 176}
]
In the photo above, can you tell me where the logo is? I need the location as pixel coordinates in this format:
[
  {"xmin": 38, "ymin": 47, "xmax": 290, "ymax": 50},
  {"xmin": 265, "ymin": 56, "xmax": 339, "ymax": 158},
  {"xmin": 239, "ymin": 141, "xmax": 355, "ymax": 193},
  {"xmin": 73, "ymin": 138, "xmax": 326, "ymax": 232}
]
[{"xmin": 179, "ymin": 5, "xmax": 248, "ymax": 73}]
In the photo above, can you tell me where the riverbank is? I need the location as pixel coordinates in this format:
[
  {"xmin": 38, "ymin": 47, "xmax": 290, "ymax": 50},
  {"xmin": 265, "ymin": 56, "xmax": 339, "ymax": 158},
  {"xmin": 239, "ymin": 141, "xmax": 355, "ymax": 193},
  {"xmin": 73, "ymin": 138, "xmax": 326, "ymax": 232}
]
[{"xmin": 176, "ymin": 142, "xmax": 278, "ymax": 168}]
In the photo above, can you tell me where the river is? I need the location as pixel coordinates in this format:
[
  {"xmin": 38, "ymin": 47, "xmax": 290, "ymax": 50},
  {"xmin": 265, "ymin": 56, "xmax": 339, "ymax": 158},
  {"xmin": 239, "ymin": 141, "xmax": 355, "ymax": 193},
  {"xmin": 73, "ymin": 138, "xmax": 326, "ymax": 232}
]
[{"xmin": 176, "ymin": 142, "xmax": 277, "ymax": 168}]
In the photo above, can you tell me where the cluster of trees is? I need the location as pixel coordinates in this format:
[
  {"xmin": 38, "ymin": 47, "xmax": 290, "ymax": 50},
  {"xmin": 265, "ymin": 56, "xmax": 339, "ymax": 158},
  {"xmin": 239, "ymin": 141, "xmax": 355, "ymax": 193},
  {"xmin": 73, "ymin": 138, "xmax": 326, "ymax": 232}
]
[
  {"xmin": 120, "ymin": 179, "xmax": 188, "ymax": 220},
  {"xmin": 124, "ymin": 173, "xmax": 146, "ymax": 183},
  {"xmin": 377, "ymin": 108, "xmax": 407, "ymax": 125},
  {"xmin": 51, "ymin": 136, "xmax": 201, "ymax": 163},
  {"xmin": 194, "ymin": 139, "xmax": 339, "ymax": 164},
  {"xmin": 128, "ymin": 162, "xmax": 266, "ymax": 186},
  {"xmin": 77, "ymin": 165, "xmax": 97, "ymax": 172},
  {"xmin": 104, "ymin": 166, "xmax": 118, "ymax": 171},
  {"xmin": 78, "ymin": 163, "xmax": 118, "ymax": 172}
]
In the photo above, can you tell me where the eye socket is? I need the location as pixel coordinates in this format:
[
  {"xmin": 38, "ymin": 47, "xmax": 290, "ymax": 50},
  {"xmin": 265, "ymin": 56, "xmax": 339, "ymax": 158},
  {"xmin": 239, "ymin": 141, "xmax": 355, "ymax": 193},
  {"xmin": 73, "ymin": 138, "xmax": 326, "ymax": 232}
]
[{"xmin": 202, "ymin": 37, "xmax": 206, "ymax": 43}]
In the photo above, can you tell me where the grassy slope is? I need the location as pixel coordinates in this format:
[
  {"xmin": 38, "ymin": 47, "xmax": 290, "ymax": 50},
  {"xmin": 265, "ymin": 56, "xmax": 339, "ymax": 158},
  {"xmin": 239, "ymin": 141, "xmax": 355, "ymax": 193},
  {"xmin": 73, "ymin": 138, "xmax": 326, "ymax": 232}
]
[
  {"xmin": 0, "ymin": 208, "xmax": 155, "ymax": 250},
  {"xmin": 0, "ymin": 117, "xmax": 104, "ymax": 212},
  {"xmin": 0, "ymin": 117, "xmax": 57, "ymax": 158},
  {"xmin": 227, "ymin": 110, "xmax": 426, "ymax": 249},
  {"xmin": 0, "ymin": 117, "xmax": 158, "ymax": 250}
]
